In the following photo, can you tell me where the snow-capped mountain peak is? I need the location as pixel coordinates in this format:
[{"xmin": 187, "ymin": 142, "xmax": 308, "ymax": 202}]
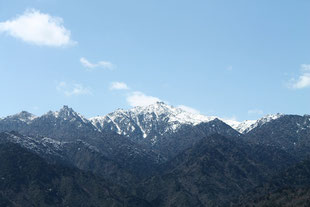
[
  {"xmin": 90, "ymin": 102, "xmax": 218, "ymax": 139},
  {"xmin": 6, "ymin": 111, "xmax": 37, "ymax": 124},
  {"xmin": 259, "ymin": 113, "xmax": 283, "ymax": 123},
  {"xmin": 249, "ymin": 113, "xmax": 283, "ymax": 130},
  {"xmin": 0, "ymin": 104, "xmax": 286, "ymax": 140},
  {"xmin": 44, "ymin": 105, "xmax": 89, "ymax": 123},
  {"xmin": 58, "ymin": 105, "xmax": 80, "ymax": 118},
  {"xmin": 221, "ymin": 119, "xmax": 256, "ymax": 134},
  {"xmin": 225, "ymin": 113, "xmax": 283, "ymax": 134},
  {"xmin": 128, "ymin": 102, "xmax": 216, "ymax": 125}
]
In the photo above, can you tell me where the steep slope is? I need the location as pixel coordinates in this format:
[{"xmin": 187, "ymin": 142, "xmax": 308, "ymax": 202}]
[
  {"xmin": 222, "ymin": 119, "xmax": 256, "ymax": 134},
  {"xmin": 237, "ymin": 159, "xmax": 310, "ymax": 207},
  {"xmin": 21, "ymin": 105, "xmax": 99, "ymax": 141},
  {"xmin": 243, "ymin": 114, "xmax": 310, "ymax": 158},
  {"xmin": 0, "ymin": 106, "xmax": 101, "ymax": 142},
  {"xmin": 0, "ymin": 143, "xmax": 151, "ymax": 207},
  {"xmin": 0, "ymin": 111, "xmax": 37, "ymax": 132},
  {"xmin": 90, "ymin": 102, "xmax": 218, "ymax": 142},
  {"xmin": 139, "ymin": 134, "xmax": 297, "ymax": 207},
  {"xmin": 0, "ymin": 131, "xmax": 65, "ymax": 162},
  {"xmin": 60, "ymin": 140, "xmax": 139, "ymax": 186},
  {"xmin": 0, "ymin": 132, "xmax": 156, "ymax": 184},
  {"xmin": 223, "ymin": 114, "xmax": 282, "ymax": 134},
  {"xmin": 150, "ymin": 118, "xmax": 241, "ymax": 159}
]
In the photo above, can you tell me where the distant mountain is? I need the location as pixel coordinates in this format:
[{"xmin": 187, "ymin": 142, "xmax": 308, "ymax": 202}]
[
  {"xmin": 243, "ymin": 114, "xmax": 310, "ymax": 158},
  {"xmin": 0, "ymin": 111, "xmax": 37, "ymax": 132},
  {"xmin": 90, "ymin": 102, "xmax": 287, "ymax": 138},
  {"xmin": 90, "ymin": 102, "xmax": 246, "ymax": 159},
  {"xmin": 139, "ymin": 134, "xmax": 297, "ymax": 207},
  {"xmin": 227, "ymin": 114, "xmax": 283, "ymax": 134},
  {"xmin": 17, "ymin": 105, "xmax": 100, "ymax": 141},
  {"xmin": 90, "ymin": 102, "xmax": 218, "ymax": 142},
  {"xmin": 0, "ymin": 103, "xmax": 286, "ymax": 143},
  {"xmin": 224, "ymin": 119, "xmax": 256, "ymax": 134},
  {"xmin": 149, "ymin": 118, "xmax": 241, "ymax": 159},
  {"xmin": 0, "ymin": 103, "xmax": 288, "ymax": 138},
  {"xmin": 0, "ymin": 142, "xmax": 151, "ymax": 207}
]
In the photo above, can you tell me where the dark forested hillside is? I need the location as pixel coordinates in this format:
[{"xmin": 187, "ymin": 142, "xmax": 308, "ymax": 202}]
[
  {"xmin": 236, "ymin": 159, "xmax": 310, "ymax": 206},
  {"xmin": 138, "ymin": 134, "xmax": 297, "ymax": 207},
  {"xmin": 0, "ymin": 143, "xmax": 150, "ymax": 207},
  {"xmin": 244, "ymin": 115, "xmax": 310, "ymax": 158}
]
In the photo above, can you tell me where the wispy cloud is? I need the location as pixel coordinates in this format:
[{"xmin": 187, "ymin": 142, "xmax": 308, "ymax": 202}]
[
  {"xmin": 126, "ymin": 91, "xmax": 161, "ymax": 107},
  {"xmin": 56, "ymin": 81, "xmax": 91, "ymax": 96},
  {"xmin": 116, "ymin": 84, "xmax": 199, "ymax": 113},
  {"xmin": 110, "ymin": 82, "xmax": 129, "ymax": 90},
  {"xmin": 248, "ymin": 109, "xmax": 264, "ymax": 115},
  {"xmin": 288, "ymin": 64, "xmax": 310, "ymax": 89},
  {"xmin": 0, "ymin": 9, "xmax": 75, "ymax": 47},
  {"xmin": 177, "ymin": 105, "xmax": 200, "ymax": 114},
  {"xmin": 80, "ymin": 57, "xmax": 114, "ymax": 70}
]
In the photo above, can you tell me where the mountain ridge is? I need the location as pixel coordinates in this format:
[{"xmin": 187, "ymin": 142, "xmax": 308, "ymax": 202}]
[{"xmin": 1, "ymin": 102, "xmax": 288, "ymax": 136}]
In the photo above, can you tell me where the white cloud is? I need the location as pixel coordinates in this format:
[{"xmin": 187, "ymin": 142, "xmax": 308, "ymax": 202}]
[
  {"xmin": 0, "ymin": 9, "xmax": 74, "ymax": 47},
  {"xmin": 110, "ymin": 82, "xmax": 129, "ymax": 90},
  {"xmin": 57, "ymin": 81, "xmax": 91, "ymax": 96},
  {"xmin": 289, "ymin": 64, "xmax": 310, "ymax": 89},
  {"xmin": 291, "ymin": 74, "xmax": 310, "ymax": 89},
  {"xmin": 80, "ymin": 58, "xmax": 96, "ymax": 68},
  {"xmin": 80, "ymin": 57, "xmax": 114, "ymax": 70},
  {"xmin": 248, "ymin": 109, "xmax": 264, "ymax": 115},
  {"xmin": 127, "ymin": 91, "xmax": 161, "ymax": 107},
  {"xmin": 177, "ymin": 105, "xmax": 200, "ymax": 114}
]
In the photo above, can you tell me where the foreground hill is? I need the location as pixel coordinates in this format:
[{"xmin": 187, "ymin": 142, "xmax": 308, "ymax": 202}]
[
  {"xmin": 0, "ymin": 143, "xmax": 150, "ymax": 207},
  {"xmin": 138, "ymin": 134, "xmax": 297, "ymax": 206},
  {"xmin": 0, "ymin": 131, "xmax": 148, "ymax": 187},
  {"xmin": 236, "ymin": 159, "xmax": 310, "ymax": 206},
  {"xmin": 0, "ymin": 131, "xmax": 300, "ymax": 206}
]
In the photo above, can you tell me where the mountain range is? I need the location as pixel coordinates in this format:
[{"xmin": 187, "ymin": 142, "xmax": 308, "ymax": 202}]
[{"xmin": 0, "ymin": 102, "xmax": 309, "ymax": 206}]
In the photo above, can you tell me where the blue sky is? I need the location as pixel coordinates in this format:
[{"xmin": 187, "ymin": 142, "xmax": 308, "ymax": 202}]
[{"xmin": 0, "ymin": 0, "xmax": 309, "ymax": 121}]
